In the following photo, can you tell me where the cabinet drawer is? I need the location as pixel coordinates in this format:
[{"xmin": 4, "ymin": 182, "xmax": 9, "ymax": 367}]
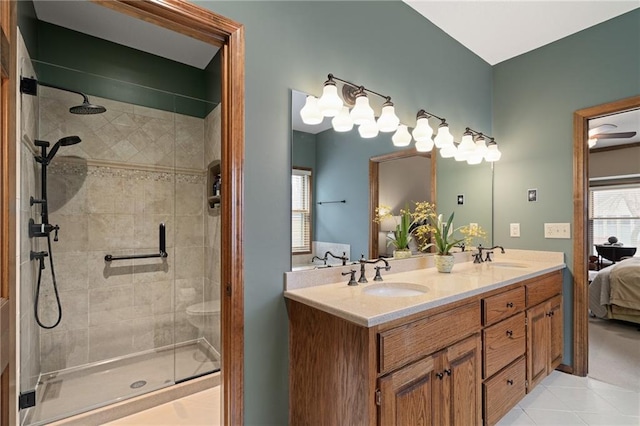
[
  {"xmin": 484, "ymin": 356, "xmax": 526, "ymax": 426},
  {"xmin": 378, "ymin": 302, "xmax": 480, "ymax": 375},
  {"xmin": 483, "ymin": 312, "xmax": 526, "ymax": 378},
  {"xmin": 483, "ymin": 287, "xmax": 525, "ymax": 326},
  {"xmin": 526, "ymin": 271, "xmax": 562, "ymax": 307}
]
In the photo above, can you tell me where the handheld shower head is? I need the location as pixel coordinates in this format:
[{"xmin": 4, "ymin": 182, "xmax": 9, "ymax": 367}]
[
  {"xmin": 70, "ymin": 95, "xmax": 107, "ymax": 115},
  {"xmin": 46, "ymin": 136, "xmax": 82, "ymax": 163}
]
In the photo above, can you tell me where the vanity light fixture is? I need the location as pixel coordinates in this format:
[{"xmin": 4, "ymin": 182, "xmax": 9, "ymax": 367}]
[
  {"xmin": 300, "ymin": 73, "xmax": 502, "ymax": 163},
  {"xmin": 300, "ymin": 73, "xmax": 401, "ymax": 137},
  {"xmin": 462, "ymin": 127, "xmax": 502, "ymax": 163}
]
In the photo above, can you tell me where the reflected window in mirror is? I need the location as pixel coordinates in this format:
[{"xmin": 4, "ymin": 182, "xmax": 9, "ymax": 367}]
[{"xmin": 292, "ymin": 167, "xmax": 313, "ymax": 254}]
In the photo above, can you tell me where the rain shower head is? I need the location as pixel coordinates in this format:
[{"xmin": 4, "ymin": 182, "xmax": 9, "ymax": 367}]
[
  {"xmin": 70, "ymin": 95, "xmax": 107, "ymax": 115},
  {"xmin": 20, "ymin": 77, "xmax": 107, "ymax": 115},
  {"xmin": 46, "ymin": 136, "xmax": 82, "ymax": 163}
]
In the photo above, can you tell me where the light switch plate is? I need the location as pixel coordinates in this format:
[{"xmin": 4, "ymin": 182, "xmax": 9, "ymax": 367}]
[
  {"xmin": 510, "ymin": 223, "xmax": 520, "ymax": 237},
  {"xmin": 544, "ymin": 223, "xmax": 571, "ymax": 239}
]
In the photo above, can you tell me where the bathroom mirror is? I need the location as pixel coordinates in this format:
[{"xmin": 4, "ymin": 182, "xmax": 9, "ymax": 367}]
[{"xmin": 290, "ymin": 89, "xmax": 493, "ymax": 270}]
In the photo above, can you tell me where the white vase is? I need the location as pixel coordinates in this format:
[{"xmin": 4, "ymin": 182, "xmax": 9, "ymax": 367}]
[
  {"xmin": 435, "ymin": 254, "xmax": 455, "ymax": 273},
  {"xmin": 393, "ymin": 249, "xmax": 412, "ymax": 259}
]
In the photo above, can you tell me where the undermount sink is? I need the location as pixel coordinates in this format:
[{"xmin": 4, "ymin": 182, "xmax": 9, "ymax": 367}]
[
  {"xmin": 362, "ymin": 282, "xmax": 428, "ymax": 297},
  {"xmin": 489, "ymin": 262, "xmax": 529, "ymax": 269}
]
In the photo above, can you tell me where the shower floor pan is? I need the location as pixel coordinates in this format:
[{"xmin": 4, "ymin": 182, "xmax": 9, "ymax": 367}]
[{"xmin": 24, "ymin": 338, "xmax": 219, "ymax": 426}]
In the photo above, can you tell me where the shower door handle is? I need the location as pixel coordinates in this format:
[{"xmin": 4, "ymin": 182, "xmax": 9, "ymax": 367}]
[{"xmin": 105, "ymin": 223, "xmax": 168, "ymax": 262}]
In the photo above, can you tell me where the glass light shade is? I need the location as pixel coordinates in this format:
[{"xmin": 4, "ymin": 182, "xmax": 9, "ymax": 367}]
[
  {"xmin": 300, "ymin": 95, "xmax": 323, "ymax": 125},
  {"xmin": 412, "ymin": 117, "xmax": 433, "ymax": 142},
  {"xmin": 485, "ymin": 144, "xmax": 502, "ymax": 162},
  {"xmin": 358, "ymin": 120, "xmax": 379, "ymax": 138},
  {"xmin": 455, "ymin": 134, "xmax": 475, "ymax": 161},
  {"xmin": 439, "ymin": 143, "xmax": 457, "ymax": 158},
  {"xmin": 588, "ymin": 137, "xmax": 597, "ymax": 148},
  {"xmin": 466, "ymin": 152, "xmax": 483, "ymax": 165},
  {"xmin": 350, "ymin": 95, "xmax": 375, "ymax": 125},
  {"xmin": 377, "ymin": 105, "xmax": 400, "ymax": 132},
  {"xmin": 474, "ymin": 139, "xmax": 488, "ymax": 158},
  {"xmin": 318, "ymin": 84, "xmax": 343, "ymax": 117},
  {"xmin": 415, "ymin": 138, "xmax": 434, "ymax": 152},
  {"xmin": 392, "ymin": 125, "xmax": 412, "ymax": 147},
  {"xmin": 434, "ymin": 125, "xmax": 454, "ymax": 148},
  {"xmin": 332, "ymin": 107, "xmax": 354, "ymax": 132}
]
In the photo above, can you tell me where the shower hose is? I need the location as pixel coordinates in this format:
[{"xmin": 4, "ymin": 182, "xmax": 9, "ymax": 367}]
[{"xmin": 34, "ymin": 233, "xmax": 62, "ymax": 329}]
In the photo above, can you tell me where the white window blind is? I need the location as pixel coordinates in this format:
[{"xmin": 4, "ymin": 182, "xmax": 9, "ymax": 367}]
[
  {"xmin": 292, "ymin": 168, "xmax": 312, "ymax": 254},
  {"xmin": 589, "ymin": 185, "xmax": 640, "ymax": 254}
]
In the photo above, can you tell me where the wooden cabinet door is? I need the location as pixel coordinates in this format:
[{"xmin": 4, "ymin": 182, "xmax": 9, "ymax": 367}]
[
  {"xmin": 526, "ymin": 301, "xmax": 550, "ymax": 391},
  {"xmin": 440, "ymin": 334, "xmax": 482, "ymax": 426},
  {"xmin": 549, "ymin": 295, "xmax": 563, "ymax": 370},
  {"xmin": 378, "ymin": 353, "xmax": 438, "ymax": 426}
]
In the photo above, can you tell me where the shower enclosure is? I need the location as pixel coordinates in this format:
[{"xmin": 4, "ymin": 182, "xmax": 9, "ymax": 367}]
[{"xmin": 18, "ymin": 57, "xmax": 221, "ymax": 425}]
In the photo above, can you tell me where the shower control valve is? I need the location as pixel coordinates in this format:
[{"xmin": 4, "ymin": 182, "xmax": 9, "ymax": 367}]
[{"xmin": 28, "ymin": 218, "xmax": 60, "ymax": 239}]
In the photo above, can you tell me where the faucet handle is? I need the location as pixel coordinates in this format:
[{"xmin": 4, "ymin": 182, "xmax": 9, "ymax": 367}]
[
  {"xmin": 485, "ymin": 251, "xmax": 494, "ymax": 262},
  {"xmin": 373, "ymin": 266, "xmax": 385, "ymax": 281},
  {"xmin": 341, "ymin": 270, "xmax": 358, "ymax": 286}
]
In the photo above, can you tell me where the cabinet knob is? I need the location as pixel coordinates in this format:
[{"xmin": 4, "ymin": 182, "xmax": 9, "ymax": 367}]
[
  {"xmin": 436, "ymin": 372, "xmax": 444, "ymax": 380},
  {"xmin": 507, "ymin": 379, "xmax": 514, "ymax": 386},
  {"xmin": 506, "ymin": 330, "xmax": 513, "ymax": 337},
  {"xmin": 506, "ymin": 302, "xmax": 514, "ymax": 308},
  {"xmin": 444, "ymin": 369, "xmax": 451, "ymax": 376}
]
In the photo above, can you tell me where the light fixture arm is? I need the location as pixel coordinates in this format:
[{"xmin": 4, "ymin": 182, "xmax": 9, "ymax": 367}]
[
  {"xmin": 328, "ymin": 73, "xmax": 393, "ymax": 106},
  {"xmin": 465, "ymin": 127, "xmax": 497, "ymax": 144},
  {"xmin": 416, "ymin": 108, "xmax": 446, "ymax": 123}
]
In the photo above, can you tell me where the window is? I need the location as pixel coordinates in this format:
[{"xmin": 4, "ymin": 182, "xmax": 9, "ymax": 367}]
[
  {"xmin": 589, "ymin": 184, "xmax": 640, "ymax": 255},
  {"xmin": 292, "ymin": 168, "xmax": 312, "ymax": 254}
]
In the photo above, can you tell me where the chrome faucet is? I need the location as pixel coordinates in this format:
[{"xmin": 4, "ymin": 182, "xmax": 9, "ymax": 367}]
[{"xmin": 358, "ymin": 254, "xmax": 391, "ymax": 283}]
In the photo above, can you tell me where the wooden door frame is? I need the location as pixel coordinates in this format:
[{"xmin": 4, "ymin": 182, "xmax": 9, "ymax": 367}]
[
  {"xmin": 96, "ymin": 1, "xmax": 245, "ymax": 423},
  {"xmin": 369, "ymin": 149, "xmax": 436, "ymax": 259},
  {"xmin": 572, "ymin": 95, "xmax": 640, "ymax": 377},
  {"xmin": 1, "ymin": 0, "xmax": 17, "ymax": 424}
]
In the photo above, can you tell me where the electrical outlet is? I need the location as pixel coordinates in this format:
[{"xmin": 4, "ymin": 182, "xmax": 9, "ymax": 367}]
[
  {"xmin": 510, "ymin": 223, "xmax": 520, "ymax": 237},
  {"xmin": 544, "ymin": 223, "xmax": 571, "ymax": 239}
]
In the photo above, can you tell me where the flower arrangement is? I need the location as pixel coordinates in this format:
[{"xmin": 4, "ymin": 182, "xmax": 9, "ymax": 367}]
[{"xmin": 375, "ymin": 201, "xmax": 486, "ymax": 256}]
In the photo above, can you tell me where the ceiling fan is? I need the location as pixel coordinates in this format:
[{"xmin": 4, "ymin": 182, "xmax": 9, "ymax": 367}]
[{"xmin": 588, "ymin": 124, "xmax": 637, "ymax": 148}]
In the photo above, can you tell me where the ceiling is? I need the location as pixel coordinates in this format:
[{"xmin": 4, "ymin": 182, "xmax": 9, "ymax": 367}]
[
  {"xmin": 403, "ymin": 1, "xmax": 640, "ymax": 66},
  {"xmin": 32, "ymin": 0, "xmax": 218, "ymax": 69}
]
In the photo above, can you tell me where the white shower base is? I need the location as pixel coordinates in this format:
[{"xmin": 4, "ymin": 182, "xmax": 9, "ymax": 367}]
[{"xmin": 24, "ymin": 339, "xmax": 219, "ymax": 426}]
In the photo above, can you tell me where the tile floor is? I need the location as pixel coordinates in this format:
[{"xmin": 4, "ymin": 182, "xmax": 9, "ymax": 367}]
[
  {"xmin": 497, "ymin": 370, "xmax": 640, "ymax": 425},
  {"xmin": 107, "ymin": 370, "xmax": 640, "ymax": 425}
]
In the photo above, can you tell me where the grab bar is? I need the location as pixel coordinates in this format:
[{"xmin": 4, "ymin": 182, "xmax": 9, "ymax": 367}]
[{"xmin": 104, "ymin": 223, "xmax": 168, "ymax": 262}]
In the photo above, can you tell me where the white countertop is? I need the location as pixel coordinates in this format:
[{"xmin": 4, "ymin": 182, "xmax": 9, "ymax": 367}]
[{"xmin": 284, "ymin": 254, "xmax": 565, "ymax": 327}]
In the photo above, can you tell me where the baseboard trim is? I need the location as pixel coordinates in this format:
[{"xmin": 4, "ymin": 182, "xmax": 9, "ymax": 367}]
[{"xmin": 556, "ymin": 363, "xmax": 575, "ymax": 375}]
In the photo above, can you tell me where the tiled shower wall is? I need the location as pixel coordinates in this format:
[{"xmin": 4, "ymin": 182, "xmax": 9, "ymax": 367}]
[{"xmin": 29, "ymin": 86, "xmax": 221, "ymax": 374}]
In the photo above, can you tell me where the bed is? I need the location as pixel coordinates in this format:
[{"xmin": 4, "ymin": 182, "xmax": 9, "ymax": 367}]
[{"xmin": 589, "ymin": 257, "xmax": 640, "ymax": 324}]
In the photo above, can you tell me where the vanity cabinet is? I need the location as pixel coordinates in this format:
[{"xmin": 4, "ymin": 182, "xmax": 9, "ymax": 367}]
[
  {"xmin": 527, "ymin": 294, "xmax": 563, "ymax": 390},
  {"xmin": 288, "ymin": 299, "xmax": 481, "ymax": 426},
  {"xmin": 378, "ymin": 334, "xmax": 481, "ymax": 426},
  {"xmin": 481, "ymin": 270, "xmax": 563, "ymax": 425},
  {"xmin": 287, "ymin": 269, "xmax": 563, "ymax": 426}
]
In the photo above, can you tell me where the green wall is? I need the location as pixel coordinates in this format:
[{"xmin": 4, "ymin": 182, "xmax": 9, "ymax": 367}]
[
  {"xmin": 16, "ymin": 2, "xmax": 221, "ymax": 118},
  {"xmin": 200, "ymin": 1, "xmax": 493, "ymax": 423},
  {"xmin": 493, "ymin": 9, "xmax": 640, "ymax": 364}
]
